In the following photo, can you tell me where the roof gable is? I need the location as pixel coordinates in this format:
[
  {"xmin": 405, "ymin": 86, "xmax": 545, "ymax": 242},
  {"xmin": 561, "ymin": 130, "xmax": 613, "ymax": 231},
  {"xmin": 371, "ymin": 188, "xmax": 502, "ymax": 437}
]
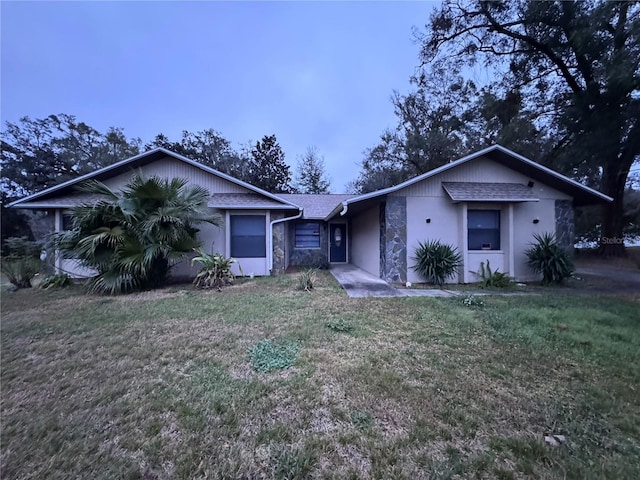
[
  {"xmin": 336, "ymin": 145, "xmax": 611, "ymax": 214},
  {"xmin": 9, "ymin": 148, "xmax": 300, "ymax": 210}
]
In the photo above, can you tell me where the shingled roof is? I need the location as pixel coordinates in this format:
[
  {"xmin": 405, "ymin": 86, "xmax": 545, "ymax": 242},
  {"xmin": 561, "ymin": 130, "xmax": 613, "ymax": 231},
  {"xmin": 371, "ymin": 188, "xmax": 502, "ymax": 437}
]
[
  {"xmin": 209, "ymin": 193, "xmax": 297, "ymax": 209},
  {"xmin": 442, "ymin": 182, "xmax": 539, "ymax": 202},
  {"xmin": 276, "ymin": 194, "xmax": 354, "ymax": 220}
]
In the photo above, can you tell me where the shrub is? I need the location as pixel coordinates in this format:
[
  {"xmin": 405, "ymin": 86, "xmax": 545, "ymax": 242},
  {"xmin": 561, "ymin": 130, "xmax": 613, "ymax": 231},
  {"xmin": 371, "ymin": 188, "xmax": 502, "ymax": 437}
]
[
  {"xmin": 478, "ymin": 260, "xmax": 512, "ymax": 288},
  {"xmin": 296, "ymin": 268, "xmax": 317, "ymax": 292},
  {"xmin": 0, "ymin": 237, "xmax": 42, "ymax": 288},
  {"xmin": 39, "ymin": 273, "xmax": 72, "ymax": 290},
  {"xmin": 248, "ymin": 339, "xmax": 300, "ymax": 373},
  {"xmin": 191, "ymin": 249, "xmax": 238, "ymax": 289},
  {"xmin": 51, "ymin": 174, "xmax": 223, "ymax": 295},
  {"xmin": 525, "ymin": 232, "xmax": 574, "ymax": 284},
  {"xmin": 412, "ymin": 240, "xmax": 462, "ymax": 286}
]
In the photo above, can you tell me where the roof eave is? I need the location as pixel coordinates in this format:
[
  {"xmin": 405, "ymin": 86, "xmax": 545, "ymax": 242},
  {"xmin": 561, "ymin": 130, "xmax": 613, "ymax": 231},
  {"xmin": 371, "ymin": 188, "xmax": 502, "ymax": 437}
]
[
  {"xmin": 450, "ymin": 198, "xmax": 540, "ymax": 203},
  {"xmin": 8, "ymin": 147, "xmax": 300, "ymax": 210}
]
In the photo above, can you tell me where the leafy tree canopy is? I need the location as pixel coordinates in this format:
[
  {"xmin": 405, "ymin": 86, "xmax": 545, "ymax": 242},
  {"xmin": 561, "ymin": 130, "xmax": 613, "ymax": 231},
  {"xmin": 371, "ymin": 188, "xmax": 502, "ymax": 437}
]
[
  {"xmin": 417, "ymin": 0, "xmax": 640, "ymax": 255},
  {"xmin": 1, "ymin": 114, "xmax": 141, "ymax": 199}
]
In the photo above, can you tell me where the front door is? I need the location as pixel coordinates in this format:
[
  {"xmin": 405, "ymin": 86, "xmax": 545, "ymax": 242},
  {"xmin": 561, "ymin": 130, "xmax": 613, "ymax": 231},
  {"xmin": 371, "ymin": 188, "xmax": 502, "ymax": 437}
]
[{"xmin": 329, "ymin": 224, "xmax": 347, "ymax": 263}]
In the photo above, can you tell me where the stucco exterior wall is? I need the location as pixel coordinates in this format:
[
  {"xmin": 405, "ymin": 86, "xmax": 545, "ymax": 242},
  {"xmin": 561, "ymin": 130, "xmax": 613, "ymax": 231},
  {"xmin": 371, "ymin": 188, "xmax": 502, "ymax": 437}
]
[
  {"xmin": 512, "ymin": 199, "xmax": 560, "ymax": 281},
  {"xmin": 350, "ymin": 206, "xmax": 380, "ymax": 277},
  {"xmin": 406, "ymin": 196, "xmax": 460, "ymax": 283},
  {"xmin": 394, "ymin": 157, "xmax": 573, "ymax": 283},
  {"xmin": 171, "ymin": 209, "xmax": 226, "ymax": 279}
]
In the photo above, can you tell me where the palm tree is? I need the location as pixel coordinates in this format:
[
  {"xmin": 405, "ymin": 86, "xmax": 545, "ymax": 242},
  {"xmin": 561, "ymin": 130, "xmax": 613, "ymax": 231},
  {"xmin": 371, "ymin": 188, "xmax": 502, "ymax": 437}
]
[{"xmin": 54, "ymin": 173, "xmax": 222, "ymax": 294}]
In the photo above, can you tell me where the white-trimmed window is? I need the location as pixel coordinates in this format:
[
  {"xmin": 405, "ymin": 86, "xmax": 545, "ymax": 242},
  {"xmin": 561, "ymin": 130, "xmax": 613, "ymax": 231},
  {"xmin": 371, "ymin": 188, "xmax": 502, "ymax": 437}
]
[
  {"xmin": 230, "ymin": 215, "xmax": 266, "ymax": 258},
  {"xmin": 468, "ymin": 210, "xmax": 500, "ymax": 250},
  {"xmin": 295, "ymin": 222, "xmax": 320, "ymax": 249}
]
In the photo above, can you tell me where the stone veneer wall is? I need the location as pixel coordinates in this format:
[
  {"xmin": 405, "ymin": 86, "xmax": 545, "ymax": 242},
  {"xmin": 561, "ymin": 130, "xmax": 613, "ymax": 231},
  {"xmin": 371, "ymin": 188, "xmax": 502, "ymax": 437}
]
[
  {"xmin": 554, "ymin": 200, "xmax": 574, "ymax": 253},
  {"xmin": 381, "ymin": 197, "xmax": 407, "ymax": 283},
  {"xmin": 271, "ymin": 212, "xmax": 286, "ymax": 275},
  {"xmin": 287, "ymin": 221, "xmax": 329, "ymax": 269},
  {"xmin": 379, "ymin": 203, "xmax": 386, "ymax": 279}
]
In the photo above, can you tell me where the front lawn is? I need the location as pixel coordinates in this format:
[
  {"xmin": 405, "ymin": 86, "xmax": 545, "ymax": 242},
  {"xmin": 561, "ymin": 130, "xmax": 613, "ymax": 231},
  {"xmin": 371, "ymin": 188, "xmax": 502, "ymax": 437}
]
[{"xmin": 1, "ymin": 273, "xmax": 639, "ymax": 479}]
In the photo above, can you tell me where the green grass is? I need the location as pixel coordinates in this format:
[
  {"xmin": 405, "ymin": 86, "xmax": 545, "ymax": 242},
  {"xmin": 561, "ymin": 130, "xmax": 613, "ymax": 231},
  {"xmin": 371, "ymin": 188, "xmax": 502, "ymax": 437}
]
[{"xmin": 1, "ymin": 272, "xmax": 639, "ymax": 479}]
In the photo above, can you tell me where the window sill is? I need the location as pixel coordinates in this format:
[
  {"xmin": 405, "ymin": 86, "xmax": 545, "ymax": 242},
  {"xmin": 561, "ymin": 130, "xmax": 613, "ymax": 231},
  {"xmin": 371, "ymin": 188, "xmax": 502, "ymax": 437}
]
[{"xmin": 468, "ymin": 250, "xmax": 504, "ymax": 254}]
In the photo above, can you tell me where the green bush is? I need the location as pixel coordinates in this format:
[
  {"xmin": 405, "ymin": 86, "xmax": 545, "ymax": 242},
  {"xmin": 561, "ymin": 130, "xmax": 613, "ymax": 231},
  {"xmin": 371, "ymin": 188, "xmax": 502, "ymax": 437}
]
[
  {"xmin": 412, "ymin": 239, "xmax": 462, "ymax": 286},
  {"xmin": 478, "ymin": 260, "xmax": 512, "ymax": 288},
  {"xmin": 1, "ymin": 237, "xmax": 42, "ymax": 288},
  {"xmin": 525, "ymin": 232, "xmax": 574, "ymax": 284},
  {"xmin": 51, "ymin": 174, "xmax": 223, "ymax": 295},
  {"xmin": 295, "ymin": 268, "xmax": 317, "ymax": 292},
  {"xmin": 191, "ymin": 249, "xmax": 238, "ymax": 289},
  {"xmin": 248, "ymin": 338, "xmax": 300, "ymax": 373}
]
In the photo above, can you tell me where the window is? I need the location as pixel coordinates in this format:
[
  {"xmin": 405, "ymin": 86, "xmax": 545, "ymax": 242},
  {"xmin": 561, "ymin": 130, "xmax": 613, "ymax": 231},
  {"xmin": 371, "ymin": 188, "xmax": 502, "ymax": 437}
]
[
  {"xmin": 295, "ymin": 222, "xmax": 320, "ymax": 249},
  {"xmin": 230, "ymin": 215, "xmax": 266, "ymax": 258},
  {"xmin": 62, "ymin": 213, "xmax": 74, "ymax": 231},
  {"xmin": 468, "ymin": 210, "xmax": 500, "ymax": 250}
]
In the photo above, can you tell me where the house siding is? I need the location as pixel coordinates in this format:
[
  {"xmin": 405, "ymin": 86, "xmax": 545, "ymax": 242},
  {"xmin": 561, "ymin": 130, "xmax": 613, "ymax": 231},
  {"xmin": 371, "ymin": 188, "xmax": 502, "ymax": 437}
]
[
  {"xmin": 102, "ymin": 157, "xmax": 249, "ymax": 194},
  {"xmin": 393, "ymin": 157, "xmax": 572, "ymax": 201}
]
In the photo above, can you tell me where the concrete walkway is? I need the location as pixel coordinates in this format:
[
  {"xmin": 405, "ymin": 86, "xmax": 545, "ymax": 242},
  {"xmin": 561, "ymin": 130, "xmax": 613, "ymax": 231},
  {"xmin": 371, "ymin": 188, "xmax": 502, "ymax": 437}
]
[{"xmin": 329, "ymin": 264, "xmax": 460, "ymax": 298}]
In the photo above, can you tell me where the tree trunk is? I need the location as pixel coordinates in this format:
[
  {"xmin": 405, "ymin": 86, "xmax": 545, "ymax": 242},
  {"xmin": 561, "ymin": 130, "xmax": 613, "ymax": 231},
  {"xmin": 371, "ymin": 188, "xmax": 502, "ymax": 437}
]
[{"xmin": 598, "ymin": 165, "xmax": 627, "ymax": 257}]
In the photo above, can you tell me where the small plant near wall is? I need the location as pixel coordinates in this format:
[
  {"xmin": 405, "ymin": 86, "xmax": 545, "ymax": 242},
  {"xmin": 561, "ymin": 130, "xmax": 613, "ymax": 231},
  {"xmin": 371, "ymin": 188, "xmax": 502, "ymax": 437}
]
[
  {"xmin": 412, "ymin": 240, "xmax": 462, "ymax": 286},
  {"xmin": 525, "ymin": 232, "xmax": 574, "ymax": 285},
  {"xmin": 191, "ymin": 248, "xmax": 238, "ymax": 289},
  {"xmin": 478, "ymin": 260, "xmax": 512, "ymax": 288}
]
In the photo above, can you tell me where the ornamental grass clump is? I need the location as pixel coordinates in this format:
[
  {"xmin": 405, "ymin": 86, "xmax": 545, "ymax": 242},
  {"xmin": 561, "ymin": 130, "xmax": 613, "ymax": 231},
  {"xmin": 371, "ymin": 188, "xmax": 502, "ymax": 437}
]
[
  {"xmin": 295, "ymin": 268, "xmax": 317, "ymax": 292},
  {"xmin": 412, "ymin": 239, "xmax": 462, "ymax": 286},
  {"xmin": 525, "ymin": 232, "xmax": 574, "ymax": 285}
]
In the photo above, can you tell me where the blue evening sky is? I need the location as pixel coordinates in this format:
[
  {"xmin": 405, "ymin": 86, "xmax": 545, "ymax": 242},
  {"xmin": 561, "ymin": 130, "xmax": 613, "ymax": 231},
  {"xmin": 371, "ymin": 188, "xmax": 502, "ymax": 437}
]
[{"xmin": 1, "ymin": 1, "xmax": 438, "ymax": 192}]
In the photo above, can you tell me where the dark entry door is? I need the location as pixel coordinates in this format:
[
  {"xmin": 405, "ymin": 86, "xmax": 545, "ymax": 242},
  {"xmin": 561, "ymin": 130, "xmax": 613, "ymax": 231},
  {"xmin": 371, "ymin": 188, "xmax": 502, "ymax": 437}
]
[{"xmin": 329, "ymin": 224, "xmax": 347, "ymax": 263}]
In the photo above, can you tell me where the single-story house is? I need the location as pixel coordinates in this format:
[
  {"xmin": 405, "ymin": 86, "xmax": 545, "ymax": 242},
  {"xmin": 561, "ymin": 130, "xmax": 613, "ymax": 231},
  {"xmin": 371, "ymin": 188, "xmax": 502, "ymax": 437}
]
[{"xmin": 9, "ymin": 144, "xmax": 611, "ymax": 283}]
